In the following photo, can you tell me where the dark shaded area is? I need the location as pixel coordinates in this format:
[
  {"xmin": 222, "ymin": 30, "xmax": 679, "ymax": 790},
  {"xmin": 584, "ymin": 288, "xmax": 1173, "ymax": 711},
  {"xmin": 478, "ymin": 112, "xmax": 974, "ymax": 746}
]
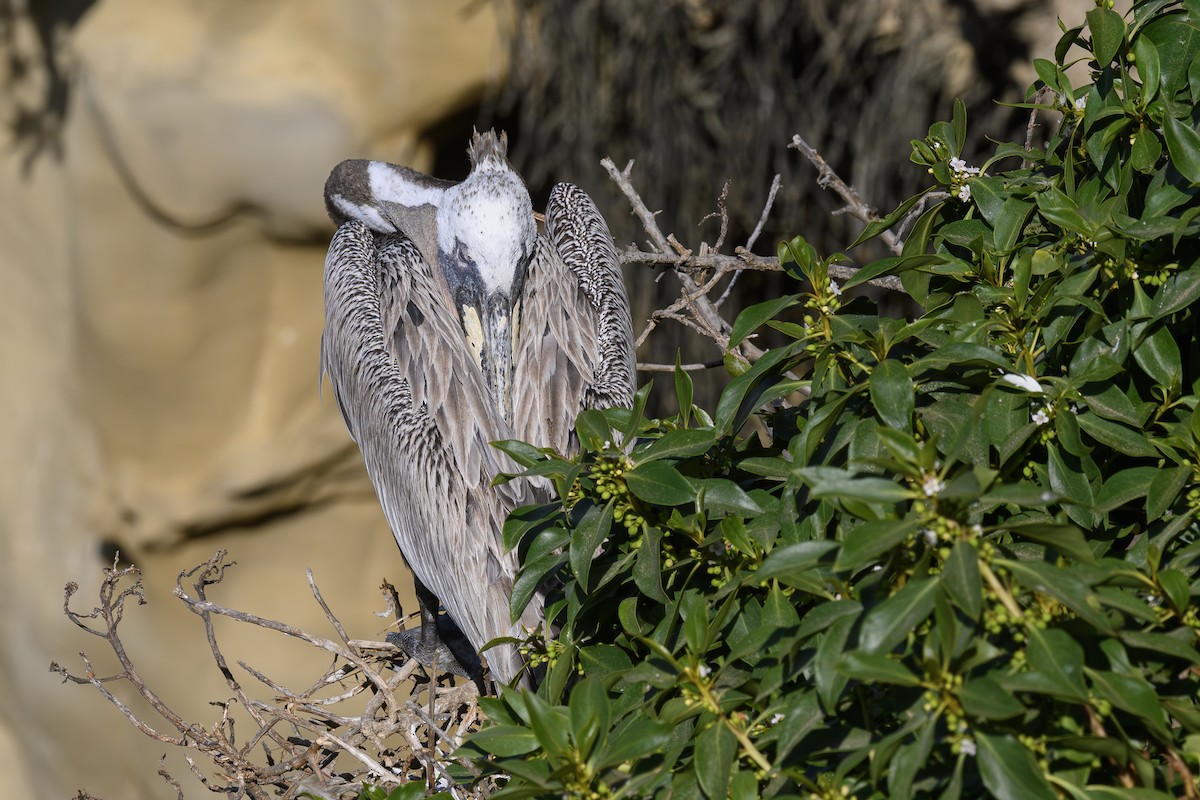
[
  {"xmin": 467, "ymin": 0, "xmax": 1049, "ymax": 409},
  {"xmin": 489, "ymin": 0, "xmax": 1041, "ymax": 256},
  {"xmin": 1, "ymin": 0, "xmax": 97, "ymax": 174}
]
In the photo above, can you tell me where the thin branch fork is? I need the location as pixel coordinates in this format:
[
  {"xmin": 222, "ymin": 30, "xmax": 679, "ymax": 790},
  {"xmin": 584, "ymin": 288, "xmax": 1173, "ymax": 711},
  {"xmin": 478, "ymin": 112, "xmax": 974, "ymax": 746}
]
[
  {"xmin": 788, "ymin": 133, "xmax": 904, "ymax": 257},
  {"xmin": 603, "ymin": 146, "xmax": 905, "ymax": 372}
]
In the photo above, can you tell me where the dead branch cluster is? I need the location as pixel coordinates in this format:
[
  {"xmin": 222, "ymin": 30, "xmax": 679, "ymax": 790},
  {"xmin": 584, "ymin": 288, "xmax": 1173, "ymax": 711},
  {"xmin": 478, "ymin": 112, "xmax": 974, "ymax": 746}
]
[
  {"xmin": 52, "ymin": 551, "xmax": 492, "ymax": 800},
  {"xmin": 613, "ymin": 134, "xmax": 909, "ymax": 374}
]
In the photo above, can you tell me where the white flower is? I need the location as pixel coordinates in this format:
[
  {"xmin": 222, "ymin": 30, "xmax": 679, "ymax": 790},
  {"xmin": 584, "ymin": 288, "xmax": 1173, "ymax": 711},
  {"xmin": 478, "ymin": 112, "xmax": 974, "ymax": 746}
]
[
  {"xmin": 1032, "ymin": 407, "xmax": 1051, "ymax": 426},
  {"xmin": 949, "ymin": 157, "xmax": 982, "ymax": 176},
  {"xmin": 1074, "ymin": 95, "xmax": 1087, "ymax": 111},
  {"xmin": 969, "ymin": 524, "xmax": 983, "ymax": 536},
  {"xmin": 921, "ymin": 474, "xmax": 946, "ymax": 497},
  {"xmin": 698, "ymin": 664, "xmax": 712, "ymax": 678},
  {"xmin": 960, "ymin": 738, "xmax": 977, "ymax": 756},
  {"xmin": 922, "ymin": 528, "xmax": 939, "ymax": 546},
  {"xmin": 828, "ymin": 278, "xmax": 842, "ymax": 297},
  {"xmin": 957, "ymin": 184, "xmax": 972, "ymax": 202},
  {"xmin": 769, "ymin": 713, "xmax": 785, "ymax": 725},
  {"xmin": 1000, "ymin": 372, "xmax": 1046, "ymax": 393}
]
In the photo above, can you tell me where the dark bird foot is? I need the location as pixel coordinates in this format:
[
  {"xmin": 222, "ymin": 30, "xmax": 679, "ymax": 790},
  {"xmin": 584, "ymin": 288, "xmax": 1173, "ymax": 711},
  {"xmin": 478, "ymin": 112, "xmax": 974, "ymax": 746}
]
[
  {"xmin": 387, "ymin": 627, "xmax": 479, "ymax": 683},
  {"xmin": 388, "ymin": 577, "xmax": 486, "ymax": 691}
]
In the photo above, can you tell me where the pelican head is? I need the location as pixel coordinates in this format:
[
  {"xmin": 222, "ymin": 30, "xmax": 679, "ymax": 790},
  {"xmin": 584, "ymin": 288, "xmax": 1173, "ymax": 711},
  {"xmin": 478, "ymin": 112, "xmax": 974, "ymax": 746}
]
[{"xmin": 435, "ymin": 131, "xmax": 536, "ymax": 424}]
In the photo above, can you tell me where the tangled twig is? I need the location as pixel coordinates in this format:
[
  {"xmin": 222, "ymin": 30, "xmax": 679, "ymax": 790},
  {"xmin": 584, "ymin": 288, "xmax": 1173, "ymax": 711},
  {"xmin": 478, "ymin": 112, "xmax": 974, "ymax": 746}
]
[
  {"xmin": 51, "ymin": 552, "xmax": 492, "ymax": 799},
  {"xmin": 609, "ymin": 137, "xmax": 908, "ymax": 374}
]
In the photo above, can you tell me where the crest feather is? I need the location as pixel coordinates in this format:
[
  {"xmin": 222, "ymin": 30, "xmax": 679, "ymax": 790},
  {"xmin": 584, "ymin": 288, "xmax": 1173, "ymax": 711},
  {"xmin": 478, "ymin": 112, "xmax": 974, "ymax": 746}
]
[{"xmin": 468, "ymin": 129, "xmax": 510, "ymax": 170}]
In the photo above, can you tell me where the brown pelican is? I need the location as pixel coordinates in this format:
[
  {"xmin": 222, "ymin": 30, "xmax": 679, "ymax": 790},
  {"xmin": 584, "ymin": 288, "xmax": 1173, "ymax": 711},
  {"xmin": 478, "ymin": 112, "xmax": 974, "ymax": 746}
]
[{"xmin": 320, "ymin": 131, "xmax": 634, "ymax": 684}]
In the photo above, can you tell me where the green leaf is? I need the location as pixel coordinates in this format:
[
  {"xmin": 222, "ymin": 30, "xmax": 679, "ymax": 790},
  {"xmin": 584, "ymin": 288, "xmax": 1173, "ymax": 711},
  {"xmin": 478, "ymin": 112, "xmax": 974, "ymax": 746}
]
[
  {"xmin": 1133, "ymin": 33, "xmax": 1161, "ymax": 102},
  {"xmin": 801, "ymin": 468, "xmax": 916, "ymax": 504},
  {"xmin": 634, "ymin": 527, "xmax": 670, "ymax": 603},
  {"xmin": 835, "ymin": 518, "xmax": 920, "ymax": 571},
  {"xmin": 695, "ymin": 722, "xmax": 736, "ymax": 800},
  {"xmin": 1147, "ymin": 466, "xmax": 1190, "ymax": 520},
  {"xmin": 859, "ymin": 577, "xmax": 938, "ymax": 654},
  {"xmin": 625, "ymin": 461, "xmax": 696, "ymax": 506},
  {"xmin": 1088, "ymin": 6, "xmax": 1127, "ymax": 66},
  {"xmin": 595, "ymin": 719, "xmax": 674, "ymax": 769},
  {"xmin": 575, "ymin": 409, "xmax": 611, "ymax": 451},
  {"xmin": 682, "ymin": 592, "xmax": 710, "ymax": 654},
  {"xmin": 1087, "ymin": 669, "xmax": 1171, "ymax": 739},
  {"xmin": 1048, "ymin": 444, "xmax": 1097, "ymax": 527},
  {"xmin": 941, "ymin": 540, "xmax": 983, "ymax": 620},
  {"xmin": 837, "ymin": 651, "xmax": 922, "ymax": 686},
  {"xmin": 579, "ymin": 644, "xmax": 632, "ymax": 679},
  {"xmin": 1027, "ymin": 627, "xmax": 1089, "ymax": 703},
  {"xmin": 570, "ymin": 503, "xmax": 612, "ymax": 590},
  {"xmin": 1004, "ymin": 522, "xmax": 1096, "ymax": 564},
  {"xmin": 910, "ymin": 343, "xmax": 1009, "ymax": 374},
  {"xmin": 382, "ymin": 784, "xmax": 434, "ymax": 800},
  {"xmin": 694, "ymin": 478, "xmax": 763, "ymax": 516},
  {"xmin": 511, "ymin": 551, "xmax": 565, "ymax": 620},
  {"xmin": 959, "ymin": 676, "xmax": 1025, "ymax": 720},
  {"xmin": 1001, "ymin": 560, "xmax": 1114, "ymax": 633},
  {"xmin": 729, "ymin": 295, "xmax": 800, "ymax": 348},
  {"xmin": 755, "ymin": 541, "xmax": 839, "ymax": 585},
  {"xmin": 975, "ymin": 731, "xmax": 1056, "ymax": 800},
  {"xmin": 713, "ymin": 346, "xmax": 794, "ymax": 436},
  {"xmin": 1132, "ymin": 320, "xmax": 1182, "ymax": 388},
  {"xmin": 841, "ymin": 254, "xmax": 944, "ymax": 290},
  {"xmin": 1131, "ymin": 125, "xmax": 1164, "ymax": 172},
  {"xmin": 1120, "ymin": 629, "xmax": 1200, "ymax": 665},
  {"xmin": 1076, "ymin": 413, "xmax": 1157, "ymax": 457},
  {"xmin": 993, "ymin": 197, "xmax": 1035, "ymax": 253},
  {"xmin": 568, "ymin": 677, "xmax": 610, "ymax": 759},
  {"xmin": 675, "ymin": 354, "xmax": 695, "ymax": 427},
  {"xmin": 522, "ymin": 691, "xmax": 570, "ymax": 757},
  {"xmin": 1036, "ymin": 187, "xmax": 1093, "ymax": 235},
  {"xmin": 815, "ymin": 615, "xmax": 855, "ymax": 710},
  {"xmin": 1163, "ymin": 114, "xmax": 1200, "ymax": 184},
  {"xmin": 1151, "ymin": 267, "xmax": 1200, "ymax": 320},
  {"xmin": 1157, "ymin": 568, "xmax": 1191, "ymax": 614},
  {"xmin": 1095, "ymin": 466, "xmax": 1159, "ymax": 514},
  {"xmin": 851, "ymin": 190, "xmax": 931, "ymax": 248},
  {"xmin": 635, "ymin": 428, "xmax": 715, "ymax": 464},
  {"xmin": 493, "ymin": 439, "xmax": 549, "ymax": 468},
  {"xmin": 465, "ymin": 724, "xmax": 541, "ymax": 758},
  {"xmin": 870, "ymin": 359, "xmax": 915, "ymax": 431}
]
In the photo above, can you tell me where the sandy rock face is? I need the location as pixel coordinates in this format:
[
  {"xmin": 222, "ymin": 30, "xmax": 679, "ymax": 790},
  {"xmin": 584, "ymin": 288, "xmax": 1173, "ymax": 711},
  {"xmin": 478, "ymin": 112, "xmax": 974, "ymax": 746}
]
[{"xmin": 0, "ymin": 0, "xmax": 502, "ymax": 797}]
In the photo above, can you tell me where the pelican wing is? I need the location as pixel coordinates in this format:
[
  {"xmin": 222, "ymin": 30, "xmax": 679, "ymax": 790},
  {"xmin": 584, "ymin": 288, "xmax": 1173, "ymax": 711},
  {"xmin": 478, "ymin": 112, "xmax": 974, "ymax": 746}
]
[
  {"xmin": 321, "ymin": 221, "xmax": 540, "ymax": 683},
  {"xmin": 513, "ymin": 183, "xmax": 636, "ymax": 454}
]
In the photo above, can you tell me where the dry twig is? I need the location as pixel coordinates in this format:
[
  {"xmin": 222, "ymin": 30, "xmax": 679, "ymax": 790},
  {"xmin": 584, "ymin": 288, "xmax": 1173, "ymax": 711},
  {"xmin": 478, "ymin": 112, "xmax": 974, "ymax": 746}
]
[
  {"xmin": 52, "ymin": 551, "xmax": 492, "ymax": 799},
  {"xmin": 604, "ymin": 141, "xmax": 906, "ymax": 376}
]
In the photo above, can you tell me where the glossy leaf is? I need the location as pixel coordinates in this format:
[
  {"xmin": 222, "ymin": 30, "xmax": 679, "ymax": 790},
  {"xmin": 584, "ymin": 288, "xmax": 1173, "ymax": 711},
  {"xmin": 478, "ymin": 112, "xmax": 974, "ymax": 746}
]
[
  {"xmin": 976, "ymin": 732, "xmax": 1057, "ymax": 800},
  {"xmin": 625, "ymin": 461, "xmax": 696, "ymax": 506},
  {"xmin": 870, "ymin": 359, "xmax": 915, "ymax": 431}
]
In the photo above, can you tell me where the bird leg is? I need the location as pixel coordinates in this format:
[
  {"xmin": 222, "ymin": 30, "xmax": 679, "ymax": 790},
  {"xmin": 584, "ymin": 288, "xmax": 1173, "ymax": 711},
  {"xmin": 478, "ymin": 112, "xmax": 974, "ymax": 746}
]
[{"xmin": 387, "ymin": 577, "xmax": 484, "ymax": 690}]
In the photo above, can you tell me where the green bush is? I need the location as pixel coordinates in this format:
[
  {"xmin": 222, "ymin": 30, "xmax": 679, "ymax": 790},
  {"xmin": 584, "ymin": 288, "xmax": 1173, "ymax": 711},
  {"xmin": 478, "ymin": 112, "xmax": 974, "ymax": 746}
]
[{"xmin": 463, "ymin": 1, "xmax": 1200, "ymax": 797}]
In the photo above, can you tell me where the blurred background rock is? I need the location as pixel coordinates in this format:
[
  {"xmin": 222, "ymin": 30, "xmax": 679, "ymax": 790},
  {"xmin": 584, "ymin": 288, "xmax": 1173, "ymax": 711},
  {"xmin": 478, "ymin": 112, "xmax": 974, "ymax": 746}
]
[{"xmin": 0, "ymin": 0, "xmax": 1087, "ymax": 795}]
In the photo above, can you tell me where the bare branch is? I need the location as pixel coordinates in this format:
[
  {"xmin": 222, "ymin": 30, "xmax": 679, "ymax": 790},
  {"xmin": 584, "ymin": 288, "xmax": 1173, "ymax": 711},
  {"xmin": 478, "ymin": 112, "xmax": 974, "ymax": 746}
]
[
  {"xmin": 53, "ymin": 552, "xmax": 493, "ymax": 799},
  {"xmin": 637, "ymin": 359, "xmax": 724, "ymax": 373},
  {"xmin": 789, "ymin": 133, "xmax": 903, "ymax": 256}
]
